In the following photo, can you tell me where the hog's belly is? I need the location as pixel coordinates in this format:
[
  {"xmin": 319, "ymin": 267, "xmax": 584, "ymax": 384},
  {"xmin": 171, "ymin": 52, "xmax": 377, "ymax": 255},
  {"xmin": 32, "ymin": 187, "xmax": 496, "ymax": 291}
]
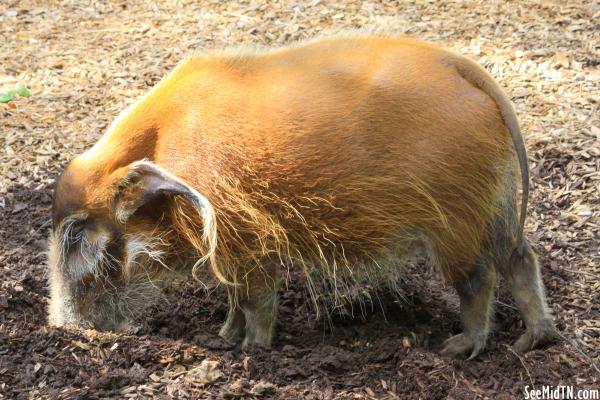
[{"xmin": 301, "ymin": 238, "xmax": 429, "ymax": 314}]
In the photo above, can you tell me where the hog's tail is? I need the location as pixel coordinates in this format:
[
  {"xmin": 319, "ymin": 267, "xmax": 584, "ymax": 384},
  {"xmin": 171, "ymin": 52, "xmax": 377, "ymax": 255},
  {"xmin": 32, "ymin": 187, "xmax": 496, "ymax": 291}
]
[{"xmin": 446, "ymin": 52, "xmax": 529, "ymax": 254}]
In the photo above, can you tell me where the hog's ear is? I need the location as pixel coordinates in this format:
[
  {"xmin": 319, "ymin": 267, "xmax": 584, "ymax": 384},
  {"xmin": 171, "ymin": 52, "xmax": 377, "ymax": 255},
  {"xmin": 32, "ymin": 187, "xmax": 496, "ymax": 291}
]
[{"xmin": 114, "ymin": 160, "xmax": 217, "ymax": 255}]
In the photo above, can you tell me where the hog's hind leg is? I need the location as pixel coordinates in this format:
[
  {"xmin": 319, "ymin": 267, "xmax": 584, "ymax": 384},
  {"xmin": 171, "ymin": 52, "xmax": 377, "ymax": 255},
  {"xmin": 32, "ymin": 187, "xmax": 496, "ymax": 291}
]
[
  {"xmin": 441, "ymin": 259, "xmax": 496, "ymax": 359},
  {"xmin": 490, "ymin": 173, "xmax": 557, "ymax": 351},
  {"xmin": 499, "ymin": 240, "xmax": 557, "ymax": 352}
]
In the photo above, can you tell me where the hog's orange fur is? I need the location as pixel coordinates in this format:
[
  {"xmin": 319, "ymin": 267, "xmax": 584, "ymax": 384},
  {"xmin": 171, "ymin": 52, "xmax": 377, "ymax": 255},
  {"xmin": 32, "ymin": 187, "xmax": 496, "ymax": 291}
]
[{"xmin": 66, "ymin": 35, "xmax": 523, "ymax": 312}]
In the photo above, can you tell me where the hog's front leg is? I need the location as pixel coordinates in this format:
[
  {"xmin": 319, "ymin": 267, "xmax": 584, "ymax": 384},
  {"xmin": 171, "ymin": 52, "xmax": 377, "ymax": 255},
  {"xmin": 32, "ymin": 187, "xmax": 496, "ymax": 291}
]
[
  {"xmin": 219, "ymin": 263, "xmax": 280, "ymax": 348},
  {"xmin": 240, "ymin": 288, "xmax": 278, "ymax": 348},
  {"xmin": 219, "ymin": 288, "xmax": 246, "ymax": 342}
]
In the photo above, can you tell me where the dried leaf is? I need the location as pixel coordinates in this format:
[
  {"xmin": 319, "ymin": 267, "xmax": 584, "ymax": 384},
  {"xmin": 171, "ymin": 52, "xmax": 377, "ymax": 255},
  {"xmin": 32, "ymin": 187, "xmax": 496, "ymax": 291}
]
[
  {"xmin": 186, "ymin": 359, "xmax": 222, "ymax": 384},
  {"xmin": 554, "ymin": 52, "xmax": 570, "ymax": 68}
]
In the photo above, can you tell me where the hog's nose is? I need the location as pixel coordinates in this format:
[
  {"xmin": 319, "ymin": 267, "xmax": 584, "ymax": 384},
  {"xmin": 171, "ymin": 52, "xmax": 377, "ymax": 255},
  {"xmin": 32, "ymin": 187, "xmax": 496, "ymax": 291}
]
[
  {"xmin": 112, "ymin": 320, "xmax": 133, "ymax": 332},
  {"xmin": 89, "ymin": 316, "xmax": 131, "ymax": 332}
]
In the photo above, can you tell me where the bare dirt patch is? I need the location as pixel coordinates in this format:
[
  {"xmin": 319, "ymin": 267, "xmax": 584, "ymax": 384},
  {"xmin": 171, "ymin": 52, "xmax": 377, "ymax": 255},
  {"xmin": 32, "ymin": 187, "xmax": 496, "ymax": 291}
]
[{"xmin": 1, "ymin": 1, "xmax": 598, "ymax": 398}]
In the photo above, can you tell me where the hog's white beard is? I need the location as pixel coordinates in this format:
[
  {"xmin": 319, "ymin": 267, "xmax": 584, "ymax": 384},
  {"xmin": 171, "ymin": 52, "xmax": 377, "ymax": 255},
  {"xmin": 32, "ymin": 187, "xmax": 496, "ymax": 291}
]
[
  {"xmin": 122, "ymin": 234, "xmax": 171, "ymax": 281},
  {"xmin": 47, "ymin": 228, "xmax": 173, "ymax": 330}
]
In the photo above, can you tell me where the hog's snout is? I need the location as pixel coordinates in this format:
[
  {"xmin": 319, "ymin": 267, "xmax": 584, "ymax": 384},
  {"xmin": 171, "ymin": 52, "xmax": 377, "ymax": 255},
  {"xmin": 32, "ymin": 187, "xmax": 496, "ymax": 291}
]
[
  {"xmin": 47, "ymin": 280, "xmax": 123, "ymax": 332},
  {"xmin": 47, "ymin": 199, "xmax": 170, "ymax": 332}
]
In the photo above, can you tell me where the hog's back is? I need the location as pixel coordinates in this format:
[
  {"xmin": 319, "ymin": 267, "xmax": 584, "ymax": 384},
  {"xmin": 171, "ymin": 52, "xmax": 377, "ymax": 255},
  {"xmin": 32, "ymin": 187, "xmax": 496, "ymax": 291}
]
[{"xmin": 155, "ymin": 36, "xmax": 514, "ymax": 273}]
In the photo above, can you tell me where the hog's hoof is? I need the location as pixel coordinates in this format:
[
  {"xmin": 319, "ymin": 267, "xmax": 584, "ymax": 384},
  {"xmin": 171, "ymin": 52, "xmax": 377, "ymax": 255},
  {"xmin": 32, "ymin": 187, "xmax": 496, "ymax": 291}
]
[
  {"xmin": 441, "ymin": 333, "xmax": 487, "ymax": 360},
  {"xmin": 218, "ymin": 327, "xmax": 273, "ymax": 349},
  {"xmin": 241, "ymin": 332, "xmax": 273, "ymax": 349},
  {"xmin": 219, "ymin": 325, "xmax": 244, "ymax": 343},
  {"xmin": 218, "ymin": 320, "xmax": 245, "ymax": 344},
  {"xmin": 241, "ymin": 321, "xmax": 274, "ymax": 349},
  {"xmin": 512, "ymin": 319, "xmax": 558, "ymax": 352}
]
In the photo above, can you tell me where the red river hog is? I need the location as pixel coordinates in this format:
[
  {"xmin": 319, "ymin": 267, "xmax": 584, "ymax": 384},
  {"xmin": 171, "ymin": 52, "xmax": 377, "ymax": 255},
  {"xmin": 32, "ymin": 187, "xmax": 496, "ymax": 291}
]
[{"xmin": 48, "ymin": 34, "xmax": 557, "ymax": 358}]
